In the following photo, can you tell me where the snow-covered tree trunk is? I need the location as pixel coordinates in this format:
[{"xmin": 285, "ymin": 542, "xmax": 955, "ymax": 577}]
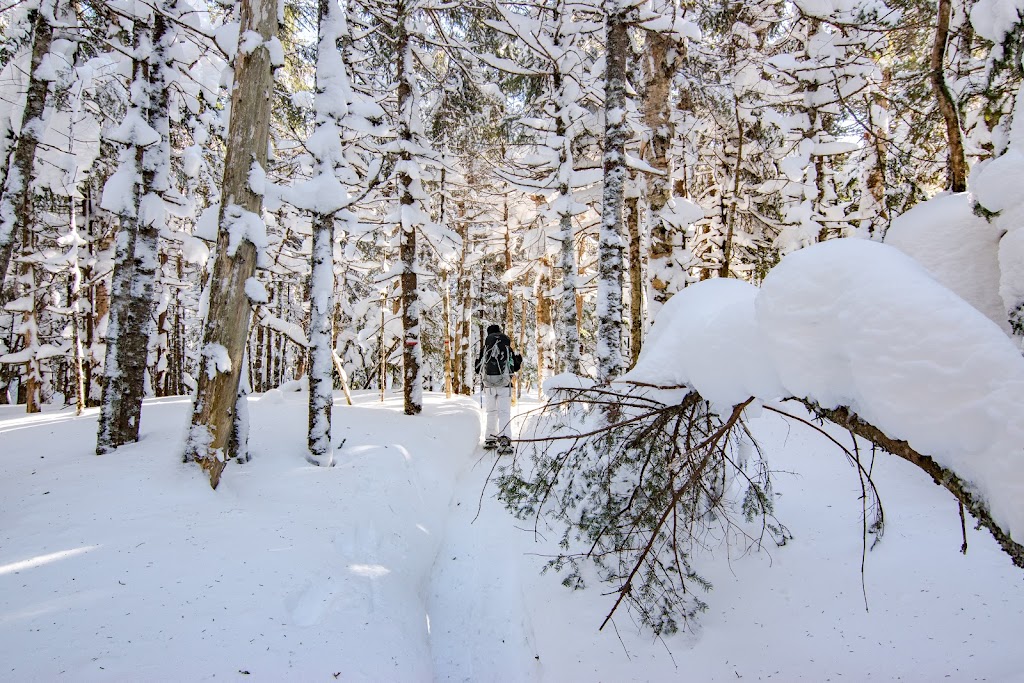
[
  {"xmin": 625, "ymin": 183, "xmax": 642, "ymax": 368},
  {"xmin": 306, "ymin": 0, "xmax": 359, "ymax": 465},
  {"xmin": 83, "ymin": 186, "xmax": 113, "ymax": 407},
  {"xmin": 720, "ymin": 96, "xmax": 742, "ymax": 277},
  {"xmin": 503, "ymin": 212, "xmax": 518, "ymax": 405},
  {"xmin": 184, "ymin": 0, "xmax": 279, "ymax": 488},
  {"xmin": 15, "ymin": 235, "xmax": 42, "ymax": 413},
  {"xmin": 453, "ymin": 215, "xmax": 472, "ymax": 395},
  {"xmin": 553, "ymin": 55, "xmax": 581, "ymax": 376},
  {"xmin": 66, "ymin": 214, "xmax": 87, "ymax": 414},
  {"xmin": 644, "ymin": 27, "xmax": 678, "ymax": 320},
  {"xmin": 308, "ymin": 210, "xmax": 335, "ymax": 463},
  {"xmin": 536, "ymin": 260, "xmax": 553, "ymax": 395},
  {"xmin": 396, "ymin": 1, "xmax": 423, "ymax": 416},
  {"xmin": 97, "ymin": 8, "xmax": 169, "ymax": 454},
  {"xmin": 859, "ymin": 74, "xmax": 890, "ymax": 237},
  {"xmin": 442, "ymin": 269, "xmax": 453, "ymax": 398},
  {"xmin": 152, "ymin": 253, "xmax": 173, "ymax": 396},
  {"xmin": 930, "ymin": 0, "xmax": 967, "ymax": 192},
  {"xmin": 557, "ymin": 204, "xmax": 581, "ymax": 375},
  {"xmin": 597, "ymin": 4, "xmax": 628, "ymax": 383},
  {"xmin": 503, "ymin": 208, "xmax": 515, "ymax": 334},
  {"xmin": 0, "ymin": 2, "xmax": 54, "ymax": 299}
]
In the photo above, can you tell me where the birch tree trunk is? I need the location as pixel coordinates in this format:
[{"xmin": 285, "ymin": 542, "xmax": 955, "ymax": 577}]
[
  {"xmin": 97, "ymin": 9, "xmax": 169, "ymax": 454},
  {"xmin": 0, "ymin": 4, "xmax": 53, "ymax": 300},
  {"xmin": 184, "ymin": 0, "xmax": 278, "ymax": 488},
  {"xmin": 597, "ymin": 4, "xmax": 628, "ymax": 383},
  {"xmin": 626, "ymin": 187, "xmax": 642, "ymax": 368}
]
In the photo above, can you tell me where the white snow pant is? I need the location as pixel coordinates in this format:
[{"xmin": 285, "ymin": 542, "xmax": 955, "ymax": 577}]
[{"xmin": 484, "ymin": 385, "xmax": 513, "ymax": 439}]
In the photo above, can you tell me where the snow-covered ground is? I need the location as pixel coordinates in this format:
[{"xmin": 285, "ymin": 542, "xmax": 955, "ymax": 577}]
[{"xmin": 2, "ymin": 390, "xmax": 1023, "ymax": 681}]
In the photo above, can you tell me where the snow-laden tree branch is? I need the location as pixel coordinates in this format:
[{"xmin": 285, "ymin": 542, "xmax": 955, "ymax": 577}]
[{"xmin": 498, "ymin": 236, "xmax": 1024, "ymax": 635}]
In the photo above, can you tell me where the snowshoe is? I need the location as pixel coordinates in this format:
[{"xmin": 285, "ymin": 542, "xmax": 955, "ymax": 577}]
[
  {"xmin": 497, "ymin": 436, "xmax": 513, "ymax": 456},
  {"xmin": 483, "ymin": 437, "xmax": 498, "ymax": 451}
]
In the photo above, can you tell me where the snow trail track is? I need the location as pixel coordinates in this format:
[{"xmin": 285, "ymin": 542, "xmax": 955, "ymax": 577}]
[
  {"xmin": 426, "ymin": 398, "xmax": 543, "ymax": 682},
  {"xmin": 426, "ymin": 449, "xmax": 541, "ymax": 681}
]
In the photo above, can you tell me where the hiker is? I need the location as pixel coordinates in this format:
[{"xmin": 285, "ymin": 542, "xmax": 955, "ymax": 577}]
[{"xmin": 475, "ymin": 323, "xmax": 522, "ymax": 454}]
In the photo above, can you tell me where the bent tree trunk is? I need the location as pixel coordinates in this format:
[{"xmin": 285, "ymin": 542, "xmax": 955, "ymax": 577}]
[
  {"xmin": 930, "ymin": 0, "xmax": 967, "ymax": 192},
  {"xmin": 184, "ymin": 0, "xmax": 278, "ymax": 488}
]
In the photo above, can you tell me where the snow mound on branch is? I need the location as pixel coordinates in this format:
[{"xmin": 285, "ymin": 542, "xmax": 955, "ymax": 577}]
[
  {"xmin": 970, "ymin": 0, "xmax": 1024, "ymax": 42},
  {"xmin": 620, "ymin": 278, "xmax": 782, "ymax": 410},
  {"xmin": 624, "ymin": 238, "xmax": 1024, "ymax": 541},
  {"xmin": 884, "ymin": 193, "xmax": 1008, "ymax": 333}
]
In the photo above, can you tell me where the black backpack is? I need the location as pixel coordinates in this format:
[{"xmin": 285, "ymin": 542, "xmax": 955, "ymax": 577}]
[{"xmin": 482, "ymin": 334, "xmax": 519, "ymax": 387}]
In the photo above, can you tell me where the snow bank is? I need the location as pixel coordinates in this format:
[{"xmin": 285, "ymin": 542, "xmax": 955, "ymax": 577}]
[
  {"xmin": 624, "ymin": 238, "xmax": 1024, "ymax": 541},
  {"xmin": 0, "ymin": 393, "xmax": 481, "ymax": 680}
]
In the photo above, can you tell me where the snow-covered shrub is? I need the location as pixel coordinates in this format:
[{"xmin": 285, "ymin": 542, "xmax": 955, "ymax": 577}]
[{"xmin": 496, "ymin": 382, "xmax": 786, "ymax": 635}]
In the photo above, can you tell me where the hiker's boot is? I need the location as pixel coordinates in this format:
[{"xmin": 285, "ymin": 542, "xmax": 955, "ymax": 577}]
[
  {"xmin": 497, "ymin": 435, "xmax": 513, "ymax": 455},
  {"xmin": 483, "ymin": 436, "xmax": 498, "ymax": 451}
]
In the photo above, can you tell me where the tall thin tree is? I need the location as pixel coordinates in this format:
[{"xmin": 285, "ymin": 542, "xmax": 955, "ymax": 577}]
[{"xmin": 597, "ymin": 1, "xmax": 629, "ymax": 383}]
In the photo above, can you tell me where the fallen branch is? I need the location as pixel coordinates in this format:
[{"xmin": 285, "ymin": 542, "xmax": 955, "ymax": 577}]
[{"xmin": 798, "ymin": 399, "xmax": 1024, "ymax": 570}]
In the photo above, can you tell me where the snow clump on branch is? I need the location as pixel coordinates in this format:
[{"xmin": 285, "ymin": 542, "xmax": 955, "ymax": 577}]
[{"xmin": 621, "ymin": 238, "xmax": 1024, "ymax": 542}]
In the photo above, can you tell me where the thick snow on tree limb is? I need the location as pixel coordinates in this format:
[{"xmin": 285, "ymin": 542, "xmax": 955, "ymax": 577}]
[{"xmin": 620, "ymin": 238, "xmax": 1024, "ymax": 547}]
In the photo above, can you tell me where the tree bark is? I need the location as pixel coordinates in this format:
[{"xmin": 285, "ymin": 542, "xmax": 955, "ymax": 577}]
[
  {"xmin": 930, "ymin": 0, "xmax": 967, "ymax": 192},
  {"xmin": 720, "ymin": 96, "xmax": 742, "ymax": 278},
  {"xmin": 307, "ymin": 0, "xmax": 353, "ymax": 465},
  {"xmin": 644, "ymin": 28, "xmax": 678, "ymax": 319},
  {"xmin": 185, "ymin": 0, "xmax": 278, "ymax": 488},
  {"xmin": 551, "ymin": 7, "xmax": 581, "ymax": 376},
  {"xmin": 97, "ymin": 9, "xmax": 168, "ymax": 454},
  {"xmin": 536, "ymin": 260, "xmax": 553, "ymax": 398},
  {"xmin": 308, "ymin": 213, "xmax": 336, "ymax": 463},
  {"xmin": 396, "ymin": 0, "xmax": 422, "ymax": 416},
  {"xmin": 597, "ymin": 4, "xmax": 628, "ymax": 383},
  {"xmin": 801, "ymin": 401, "xmax": 1024, "ymax": 569},
  {"xmin": 626, "ymin": 188, "xmax": 642, "ymax": 368},
  {"xmin": 0, "ymin": 6, "xmax": 53, "ymax": 300},
  {"xmin": 443, "ymin": 270, "xmax": 453, "ymax": 398}
]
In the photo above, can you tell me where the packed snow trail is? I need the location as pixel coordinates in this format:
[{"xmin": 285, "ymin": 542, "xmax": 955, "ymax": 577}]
[
  {"xmin": 426, "ymin": 452, "xmax": 541, "ymax": 681},
  {"xmin": 426, "ymin": 399, "xmax": 542, "ymax": 682}
]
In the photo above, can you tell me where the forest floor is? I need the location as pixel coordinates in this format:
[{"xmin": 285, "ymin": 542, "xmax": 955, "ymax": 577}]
[{"xmin": 1, "ymin": 390, "xmax": 1022, "ymax": 681}]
